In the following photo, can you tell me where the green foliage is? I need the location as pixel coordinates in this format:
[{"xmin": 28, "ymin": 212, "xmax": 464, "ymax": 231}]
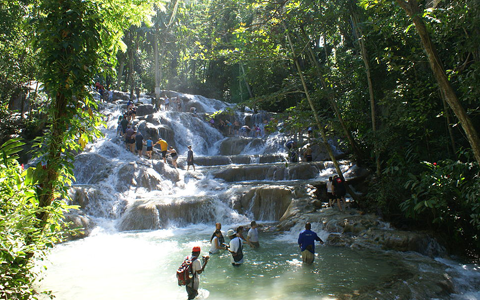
[
  {"xmin": 401, "ymin": 158, "xmax": 480, "ymax": 248},
  {"xmin": 0, "ymin": 0, "xmax": 38, "ymax": 105},
  {"xmin": 0, "ymin": 138, "xmax": 70, "ymax": 300}
]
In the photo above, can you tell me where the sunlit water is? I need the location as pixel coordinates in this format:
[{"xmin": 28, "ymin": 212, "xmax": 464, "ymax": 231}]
[
  {"xmin": 36, "ymin": 93, "xmax": 480, "ymax": 299},
  {"xmin": 38, "ymin": 225, "xmax": 403, "ymax": 300}
]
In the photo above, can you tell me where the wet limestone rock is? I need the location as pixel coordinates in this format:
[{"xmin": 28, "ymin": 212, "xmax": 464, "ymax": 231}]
[
  {"xmin": 218, "ymin": 137, "xmax": 251, "ymax": 155},
  {"xmin": 73, "ymin": 153, "xmax": 112, "ymax": 184},
  {"xmin": 116, "ymin": 163, "xmax": 136, "ymax": 192},
  {"xmin": 136, "ymin": 104, "xmax": 155, "ymax": 116},
  {"xmin": 117, "ymin": 200, "xmax": 160, "ymax": 231},
  {"xmin": 236, "ymin": 185, "xmax": 293, "ymax": 220},
  {"xmin": 62, "ymin": 211, "xmax": 95, "ymax": 240}
]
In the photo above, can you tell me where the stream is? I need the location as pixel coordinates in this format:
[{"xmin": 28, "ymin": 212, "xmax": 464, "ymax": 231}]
[{"xmin": 36, "ymin": 92, "xmax": 480, "ymax": 299}]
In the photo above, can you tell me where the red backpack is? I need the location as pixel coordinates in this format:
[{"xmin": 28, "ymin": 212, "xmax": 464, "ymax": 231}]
[{"xmin": 176, "ymin": 256, "xmax": 196, "ymax": 286}]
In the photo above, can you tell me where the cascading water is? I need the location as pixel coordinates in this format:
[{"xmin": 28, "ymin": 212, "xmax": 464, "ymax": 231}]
[{"xmin": 37, "ymin": 92, "xmax": 480, "ymax": 300}]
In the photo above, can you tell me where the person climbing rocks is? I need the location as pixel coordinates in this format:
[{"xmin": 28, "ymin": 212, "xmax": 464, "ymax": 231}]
[
  {"xmin": 124, "ymin": 125, "xmax": 135, "ymax": 153},
  {"xmin": 298, "ymin": 222, "xmax": 324, "ymax": 264},
  {"xmin": 327, "ymin": 176, "xmax": 334, "ymax": 208},
  {"xmin": 187, "ymin": 145, "xmax": 195, "ymax": 171},
  {"xmin": 303, "ymin": 144, "xmax": 313, "ymax": 162},
  {"xmin": 167, "ymin": 146, "xmax": 178, "ymax": 168},
  {"xmin": 155, "ymin": 138, "xmax": 168, "ymax": 163},
  {"xmin": 120, "ymin": 115, "xmax": 129, "ymax": 136},
  {"xmin": 332, "ymin": 174, "xmax": 347, "ymax": 212},
  {"xmin": 285, "ymin": 140, "xmax": 298, "ymax": 163},
  {"xmin": 144, "ymin": 138, "xmax": 153, "ymax": 159},
  {"xmin": 135, "ymin": 131, "xmax": 144, "ymax": 157}
]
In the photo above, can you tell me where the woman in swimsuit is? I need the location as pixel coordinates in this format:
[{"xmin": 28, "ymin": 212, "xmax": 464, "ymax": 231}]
[{"xmin": 167, "ymin": 146, "xmax": 178, "ymax": 168}]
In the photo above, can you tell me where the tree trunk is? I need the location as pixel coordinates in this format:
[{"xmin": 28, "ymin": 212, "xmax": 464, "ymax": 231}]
[
  {"xmin": 396, "ymin": 0, "xmax": 480, "ymax": 165},
  {"xmin": 350, "ymin": 13, "xmax": 381, "ymax": 176},
  {"xmin": 440, "ymin": 88, "xmax": 457, "ymax": 157},
  {"xmin": 154, "ymin": 26, "xmax": 160, "ymax": 108},
  {"xmin": 117, "ymin": 59, "xmax": 125, "ymax": 89},
  {"xmin": 299, "ymin": 26, "xmax": 364, "ymax": 163},
  {"xmin": 37, "ymin": 91, "xmax": 65, "ymax": 227},
  {"xmin": 128, "ymin": 38, "xmax": 135, "ymax": 100},
  {"xmin": 240, "ymin": 63, "xmax": 254, "ymax": 98},
  {"xmin": 283, "ymin": 21, "xmax": 359, "ymax": 202}
]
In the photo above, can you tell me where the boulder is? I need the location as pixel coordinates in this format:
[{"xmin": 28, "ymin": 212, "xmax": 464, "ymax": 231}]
[
  {"xmin": 117, "ymin": 201, "xmax": 160, "ymax": 231},
  {"xmin": 62, "ymin": 211, "xmax": 95, "ymax": 240},
  {"xmin": 218, "ymin": 137, "xmax": 251, "ymax": 155},
  {"xmin": 116, "ymin": 163, "xmax": 136, "ymax": 192},
  {"xmin": 236, "ymin": 185, "xmax": 293, "ymax": 220},
  {"xmin": 73, "ymin": 153, "xmax": 112, "ymax": 184},
  {"xmin": 136, "ymin": 104, "xmax": 156, "ymax": 116}
]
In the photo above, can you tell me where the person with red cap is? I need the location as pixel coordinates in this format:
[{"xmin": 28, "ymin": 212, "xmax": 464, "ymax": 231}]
[{"xmin": 186, "ymin": 246, "xmax": 209, "ymax": 300}]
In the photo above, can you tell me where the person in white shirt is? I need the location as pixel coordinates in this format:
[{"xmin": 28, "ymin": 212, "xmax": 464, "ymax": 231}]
[
  {"xmin": 247, "ymin": 221, "xmax": 260, "ymax": 248},
  {"xmin": 186, "ymin": 246, "xmax": 209, "ymax": 300},
  {"xmin": 227, "ymin": 229, "xmax": 244, "ymax": 266},
  {"xmin": 327, "ymin": 176, "xmax": 334, "ymax": 208},
  {"xmin": 209, "ymin": 230, "xmax": 226, "ymax": 254}
]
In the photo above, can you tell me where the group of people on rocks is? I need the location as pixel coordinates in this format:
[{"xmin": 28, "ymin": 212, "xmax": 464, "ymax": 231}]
[
  {"xmin": 326, "ymin": 175, "xmax": 347, "ymax": 212},
  {"xmin": 204, "ymin": 116, "xmax": 267, "ymax": 138},
  {"xmin": 95, "ymin": 82, "xmax": 113, "ymax": 102},
  {"xmin": 161, "ymin": 95, "xmax": 183, "ymax": 112},
  {"xmin": 285, "ymin": 139, "xmax": 315, "ymax": 163},
  {"xmin": 116, "ymin": 99, "xmax": 196, "ymax": 170},
  {"xmin": 184, "ymin": 221, "xmax": 323, "ymax": 300}
]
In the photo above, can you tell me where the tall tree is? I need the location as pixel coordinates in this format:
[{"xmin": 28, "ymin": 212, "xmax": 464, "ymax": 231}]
[
  {"xmin": 33, "ymin": 0, "xmax": 154, "ymax": 228},
  {"xmin": 394, "ymin": 0, "xmax": 480, "ymax": 165}
]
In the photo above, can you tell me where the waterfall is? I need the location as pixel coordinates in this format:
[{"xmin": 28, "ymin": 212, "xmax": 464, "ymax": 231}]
[
  {"xmin": 66, "ymin": 91, "xmax": 352, "ymax": 231},
  {"xmin": 35, "ymin": 91, "xmax": 480, "ymax": 300}
]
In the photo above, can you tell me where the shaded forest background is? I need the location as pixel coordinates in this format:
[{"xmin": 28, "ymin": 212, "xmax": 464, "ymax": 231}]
[{"xmin": 0, "ymin": 0, "xmax": 479, "ymax": 298}]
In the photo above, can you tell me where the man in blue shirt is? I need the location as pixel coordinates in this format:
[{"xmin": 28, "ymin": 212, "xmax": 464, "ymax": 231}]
[{"xmin": 298, "ymin": 222, "xmax": 324, "ymax": 264}]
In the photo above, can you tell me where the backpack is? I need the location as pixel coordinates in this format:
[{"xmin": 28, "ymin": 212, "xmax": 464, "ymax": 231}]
[{"xmin": 176, "ymin": 256, "xmax": 196, "ymax": 286}]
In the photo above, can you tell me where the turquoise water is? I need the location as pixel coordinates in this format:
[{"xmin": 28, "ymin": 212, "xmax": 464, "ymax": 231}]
[{"xmin": 38, "ymin": 225, "xmax": 399, "ymax": 300}]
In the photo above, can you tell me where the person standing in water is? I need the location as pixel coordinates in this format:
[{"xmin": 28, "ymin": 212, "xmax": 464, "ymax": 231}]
[
  {"xmin": 247, "ymin": 221, "xmax": 260, "ymax": 248},
  {"xmin": 227, "ymin": 229, "xmax": 244, "ymax": 267},
  {"xmin": 298, "ymin": 222, "xmax": 324, "ymax": 264},
  {"xmin": 209, "ymin": 222, "xmax": 225, "ymax": 246},
  {"xmin": 187, "ymin": 145, "xmax": 195, "ymax": 171},
  {"xmin": 185, "ymin": 246, "xmax": 209, "ymax": 300},
  {"xmin": 209, "ymin": 230, "xmax": 227, "ymax": 254}
]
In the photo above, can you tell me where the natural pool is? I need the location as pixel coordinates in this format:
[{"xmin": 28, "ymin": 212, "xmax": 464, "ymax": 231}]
[{"xmin": 38, "ymin": 224, "xmax": 415, "ymax": 300}]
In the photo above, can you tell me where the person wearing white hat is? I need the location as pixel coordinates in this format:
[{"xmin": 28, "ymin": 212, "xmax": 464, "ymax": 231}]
[{"xmin": 227, "ymin": 228, "xmax": 244, "ymax": 266}]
